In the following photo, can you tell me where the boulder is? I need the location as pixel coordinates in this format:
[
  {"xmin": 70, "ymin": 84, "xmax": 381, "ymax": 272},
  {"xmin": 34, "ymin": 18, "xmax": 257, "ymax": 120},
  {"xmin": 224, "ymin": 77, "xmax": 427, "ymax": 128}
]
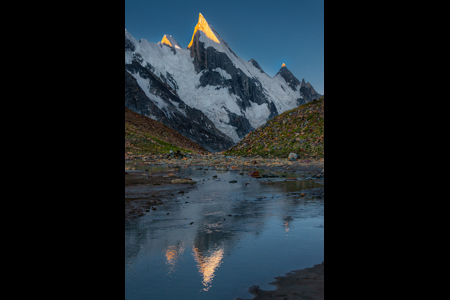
[{"xmin": 288, "ymin": 153, "xmax": 298, "ymax": 161}]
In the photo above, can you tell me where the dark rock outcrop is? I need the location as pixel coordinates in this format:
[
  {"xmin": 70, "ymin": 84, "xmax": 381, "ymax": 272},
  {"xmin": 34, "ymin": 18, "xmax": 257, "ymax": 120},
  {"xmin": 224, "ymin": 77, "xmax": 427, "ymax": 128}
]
[
  {"xmin": 276, "ymin": 66, "xmax": 301, "ymax": 91},
  {"xmin": 299, "ymin": 79, "xmax": 322, "ymax": 104},
  {"xmin": 276, "ymin": 66, "xmax": 322, "ymax": 105}
]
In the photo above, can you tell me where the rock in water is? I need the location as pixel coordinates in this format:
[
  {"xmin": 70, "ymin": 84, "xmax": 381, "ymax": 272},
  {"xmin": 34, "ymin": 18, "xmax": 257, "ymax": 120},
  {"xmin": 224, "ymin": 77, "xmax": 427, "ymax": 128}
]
[
  {"xmin": 249, "ymin": 171, "xmax": 259, "ymax": 177},
  {"xmin": 171, "ymin": 179, "xmax": 197, "ymax": 184}
]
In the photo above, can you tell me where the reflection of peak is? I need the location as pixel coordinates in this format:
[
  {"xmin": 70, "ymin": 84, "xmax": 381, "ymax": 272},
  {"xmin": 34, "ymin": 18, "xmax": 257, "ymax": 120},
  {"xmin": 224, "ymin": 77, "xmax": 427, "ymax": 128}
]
[
  {"xmin": 188, "ymin": 13, "xmax": 220, "ymax": 48},
  {"xmin": 160, "ymin": 34, "xmax": 181, "ymax": 49},
  {"xmin": 165, "ymin": 243, "xmax": 185, "ymax": 274},
  {"xmin": 192, "ymin": 246, "xmax": 224, "ymax": 291}
]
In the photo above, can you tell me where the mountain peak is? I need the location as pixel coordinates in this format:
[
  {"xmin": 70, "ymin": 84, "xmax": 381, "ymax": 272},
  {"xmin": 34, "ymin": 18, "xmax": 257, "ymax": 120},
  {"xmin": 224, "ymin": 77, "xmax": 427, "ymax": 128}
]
[
  {"xmin": 188, "ymin": 13, "xmax": 220, "ymax": 48},
  {"xmin": 276, "ymin": 64, "xmax": 301, "ymax": 91},
  {"xmin": 281, "ymin": 63, "xmax": 286, "ymax": 67},
  {"xmin": 160, "ymin": 34, "xmax": 181, "ymax": 49}
]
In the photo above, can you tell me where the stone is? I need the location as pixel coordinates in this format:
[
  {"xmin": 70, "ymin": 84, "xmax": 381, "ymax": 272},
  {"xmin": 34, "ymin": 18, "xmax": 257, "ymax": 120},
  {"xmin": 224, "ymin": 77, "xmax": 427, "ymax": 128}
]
[
  {"xmin": 249, "ymin": 171, "xmax": 259, "ymax": 177},
  {"xmin": 288, "ymin": 153, "xmax": 298, "ymax": 161},
  {"xmin": 171, "ymin": 179, "xmax": 197, "ymax": 184}
]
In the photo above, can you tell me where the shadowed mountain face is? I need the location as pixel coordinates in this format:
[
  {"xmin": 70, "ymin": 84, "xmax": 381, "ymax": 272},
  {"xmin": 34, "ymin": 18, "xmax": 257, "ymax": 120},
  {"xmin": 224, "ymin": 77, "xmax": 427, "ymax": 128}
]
[
  {"xmin": 125, "ymin": 13, "xmax": 321, "ymax": 152},
  {"xmin": 276, "ymin": 66, "xmax": 321, "ymax": 106},
  {"xmin": 276, "ymin": 66, "xmax": 301, "ymax": 92}
]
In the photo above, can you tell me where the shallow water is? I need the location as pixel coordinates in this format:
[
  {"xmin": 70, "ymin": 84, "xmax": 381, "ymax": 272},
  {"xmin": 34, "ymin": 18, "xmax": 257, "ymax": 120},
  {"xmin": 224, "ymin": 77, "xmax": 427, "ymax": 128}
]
[
  {"xmin": 125, "ymin": 167, "xmax": 324, "ymax": 300},
  {"xmin": 125, "ymin": 162, "xmax": 173, "ymax": 173}
]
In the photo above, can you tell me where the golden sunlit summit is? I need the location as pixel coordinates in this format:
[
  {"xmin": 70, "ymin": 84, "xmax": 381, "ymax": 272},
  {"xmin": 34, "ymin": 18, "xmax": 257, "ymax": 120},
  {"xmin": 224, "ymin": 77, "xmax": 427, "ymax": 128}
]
[
  {"xmin": 160, "ymin": 34, "xmax": 181, "ymax": 49},
  {"xmin": 187, "ymin": 13, "xmax": 220, "ymax": 48},
  {"xmin": 161, "ymin": 34, "xmax": 174, "ymax": 47}
]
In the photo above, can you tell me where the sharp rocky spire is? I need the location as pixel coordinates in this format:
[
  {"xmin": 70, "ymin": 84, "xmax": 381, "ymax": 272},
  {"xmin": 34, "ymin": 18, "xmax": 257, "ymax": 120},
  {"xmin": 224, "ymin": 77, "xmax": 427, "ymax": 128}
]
[{"xmin": 187, "ymin": 13, "xmax": 220, "ymax": 48}]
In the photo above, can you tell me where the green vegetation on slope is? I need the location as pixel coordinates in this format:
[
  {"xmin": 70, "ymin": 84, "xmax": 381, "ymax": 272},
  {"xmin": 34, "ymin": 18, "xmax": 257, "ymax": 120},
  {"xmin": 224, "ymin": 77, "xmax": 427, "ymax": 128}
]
[
  {"xmin": 125, "ymin": 107, "xmax": 207, "ymax": 155},
  {"xmin": 224, "ymin": 96, "xmax": 324, "ymax": 159},
  {"xmin": 125, "ymin": 124, "xmax": 189, "ymax": 155}
]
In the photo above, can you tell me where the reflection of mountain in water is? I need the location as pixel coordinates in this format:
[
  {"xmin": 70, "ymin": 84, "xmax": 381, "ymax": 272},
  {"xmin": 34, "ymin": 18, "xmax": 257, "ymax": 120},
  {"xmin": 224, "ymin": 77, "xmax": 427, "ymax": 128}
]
[
  {"xmin": 283, "ymin": 215, "xmax": 294, "ymax": 233},
  {"xmin": 165, "ymin": 242, "xmax": 185, "ymax": 274},
  {"xmin": 125, "ymin": 169, "xmax": 324, "ymax": 294},
  {"xmin": 192, "ymin": 245, "xmax": 224, "ymax": 291},
  {"xmin": 191, "ymin": 204, "xmax": 266, "ymax": 290}
]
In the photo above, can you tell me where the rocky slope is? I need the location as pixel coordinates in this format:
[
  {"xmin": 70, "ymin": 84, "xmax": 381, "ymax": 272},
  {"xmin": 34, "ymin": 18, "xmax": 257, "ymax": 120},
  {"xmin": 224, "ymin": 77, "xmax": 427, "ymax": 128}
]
[
  {"xmin": 125, "ymin": 107, "xmax": 208, "ymax": 155},
  {"xmin": 224, "ymin": 96, "xmax": 324, "ymax": 159}
]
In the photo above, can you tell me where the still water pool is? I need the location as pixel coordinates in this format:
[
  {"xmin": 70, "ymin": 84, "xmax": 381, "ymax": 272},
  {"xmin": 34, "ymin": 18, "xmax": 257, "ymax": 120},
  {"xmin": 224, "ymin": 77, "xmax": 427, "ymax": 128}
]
[{"xmin": 125, "ymin": 167, "xmax": 324, "ymax": 300}]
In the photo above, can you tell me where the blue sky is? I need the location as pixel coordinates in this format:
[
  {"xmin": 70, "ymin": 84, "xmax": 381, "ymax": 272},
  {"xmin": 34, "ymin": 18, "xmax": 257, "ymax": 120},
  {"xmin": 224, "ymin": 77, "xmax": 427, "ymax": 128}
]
[{"xmin": 125, "ymin": 0, "xmax": 324, "ymax": 94}]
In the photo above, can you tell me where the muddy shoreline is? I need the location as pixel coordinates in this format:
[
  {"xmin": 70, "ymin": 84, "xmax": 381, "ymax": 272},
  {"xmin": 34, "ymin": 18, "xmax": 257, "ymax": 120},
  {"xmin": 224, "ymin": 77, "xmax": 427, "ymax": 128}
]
[
  {"xmin": 125, "ymin": 154, "xmax": 324, "ymax": 298},
  {"xmin": 125, "ymin": 168, "xmax": 196, "ymax": 222},
  {"xmin": 237, "ymin": 262, "xmax": 324, "ymax": 300}
]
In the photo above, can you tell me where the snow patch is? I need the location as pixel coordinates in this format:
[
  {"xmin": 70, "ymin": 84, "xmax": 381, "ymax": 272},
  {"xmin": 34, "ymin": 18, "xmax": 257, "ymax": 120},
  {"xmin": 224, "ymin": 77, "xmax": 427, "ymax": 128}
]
[
  {"xmin": 245, "ymin": 102, "xmax": 271, "ymax": 129},
  {"xmin": 212, "ymin": 68, "xmax": 232, "ymax": 80}
]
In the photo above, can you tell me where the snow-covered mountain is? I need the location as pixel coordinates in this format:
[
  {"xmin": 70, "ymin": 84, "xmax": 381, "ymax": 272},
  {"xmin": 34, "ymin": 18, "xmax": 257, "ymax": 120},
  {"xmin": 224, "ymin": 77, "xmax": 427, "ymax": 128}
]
[{"xmin": 125, "ymin": 13, "xmax": 321, "ymax": 152}]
